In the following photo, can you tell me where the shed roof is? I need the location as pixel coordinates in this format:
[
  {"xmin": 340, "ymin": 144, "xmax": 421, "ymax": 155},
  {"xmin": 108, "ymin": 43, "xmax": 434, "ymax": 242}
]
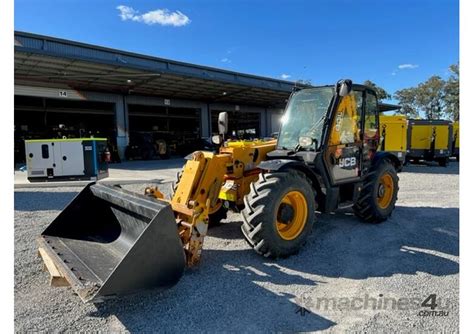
[{"xmin": 15, "ymin": 31, "xmax": 299, "ymax": 107}]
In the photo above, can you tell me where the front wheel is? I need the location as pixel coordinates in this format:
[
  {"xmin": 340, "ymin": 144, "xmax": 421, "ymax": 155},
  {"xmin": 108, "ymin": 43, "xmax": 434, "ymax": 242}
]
[
  {"xmin": 241, "ymin": 170, "xmax": 316, "ymax": 258},
  {"xmin": 353, "ymin": 160, "xmax": 399, "ymax": 223}
]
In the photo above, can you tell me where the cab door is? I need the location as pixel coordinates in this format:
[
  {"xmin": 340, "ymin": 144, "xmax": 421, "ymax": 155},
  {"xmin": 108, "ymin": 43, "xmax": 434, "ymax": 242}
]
[
  {"xmin": 324, "ymin": 89, "xmax": 364, "ymax": 184},
  {"xmin": 361, "ymin": 90, "xmax": 379, "ymax": 174}
]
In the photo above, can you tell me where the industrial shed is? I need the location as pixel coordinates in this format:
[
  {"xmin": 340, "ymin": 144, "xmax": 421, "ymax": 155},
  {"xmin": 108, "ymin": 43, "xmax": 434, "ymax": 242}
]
[{"xmin": 14, "ymin": 31, "xmax": 296, "ymax": 162}]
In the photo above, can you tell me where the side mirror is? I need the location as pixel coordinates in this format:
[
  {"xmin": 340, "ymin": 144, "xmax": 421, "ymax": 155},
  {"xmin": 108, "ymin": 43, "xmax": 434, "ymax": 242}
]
[
  {"xmin": 336, "ymin": 79, "xmax": 353, "ymax": 97},
  {"xmin": 218, "ymin": 112, "xmax": 228, "ymax": 135},
  {"xmin": 211, "ymin": 135, "xmax": 223, "ymax": 145}
]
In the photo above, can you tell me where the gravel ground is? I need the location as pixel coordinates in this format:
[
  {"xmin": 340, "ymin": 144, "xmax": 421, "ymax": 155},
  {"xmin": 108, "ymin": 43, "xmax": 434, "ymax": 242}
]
[{"xmin": 14, "ymin": 161, "xmax": 459, "ymax": 332}]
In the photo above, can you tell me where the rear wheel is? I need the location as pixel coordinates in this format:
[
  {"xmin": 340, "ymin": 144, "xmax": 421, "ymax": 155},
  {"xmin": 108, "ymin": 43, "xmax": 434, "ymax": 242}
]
[
  {"xmin": 353, "ymin": 160, "xmax": 399, "ymax": 224},
  {"xmin": 241, "ymin": 170, "xmax": 316, "ymax": 258}
]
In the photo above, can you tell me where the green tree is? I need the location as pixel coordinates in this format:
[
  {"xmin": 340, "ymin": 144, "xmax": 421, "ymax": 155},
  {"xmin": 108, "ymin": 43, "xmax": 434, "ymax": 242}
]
[
  {"xmin": 443, "ymin": 63, "xmax": 459, "ymax": 120},
  {"xmin": 393, "ymin": 63, "xmax": 458, "ymax": 120},
  {"xmin": 394, "ymin": 87, "xmax": 419, "ymax": 118},
  {"xmin": 415, "ymin": 76, "xmax": 446, "ymax": 119},
  {"xmin": 363, "ymin": 80, "xmax": 391, "ymax": 101}
]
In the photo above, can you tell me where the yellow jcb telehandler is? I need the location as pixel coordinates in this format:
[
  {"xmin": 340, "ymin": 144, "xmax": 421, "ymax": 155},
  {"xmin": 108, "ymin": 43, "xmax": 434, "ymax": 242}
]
[{"xmin": 38, "ymin": 79, "xmax": 400, "ymax": 303}]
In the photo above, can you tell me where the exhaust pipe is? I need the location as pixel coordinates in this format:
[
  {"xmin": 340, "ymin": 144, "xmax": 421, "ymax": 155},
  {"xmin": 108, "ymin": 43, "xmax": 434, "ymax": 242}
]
[{"xmin": 38, "ymin": 183, "xmax": 186, "ymax": 303}]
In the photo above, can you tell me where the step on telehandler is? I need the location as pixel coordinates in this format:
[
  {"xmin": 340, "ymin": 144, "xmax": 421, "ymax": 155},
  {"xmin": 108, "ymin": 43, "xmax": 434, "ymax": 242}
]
[{"xmin": 38, "ymin": 79, "xmax": 400, "ymax": 302}]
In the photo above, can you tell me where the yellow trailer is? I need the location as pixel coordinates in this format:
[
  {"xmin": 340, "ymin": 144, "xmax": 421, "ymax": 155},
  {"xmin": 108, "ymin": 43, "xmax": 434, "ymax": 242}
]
[
  {"xmin": 406, "ymin": 119, "xmax": 453, "ymax": 166},
  {"xmin": 451, "ymin": 121, "xmax": 459, "ymax": 161},
  {"xmin": 379, "ymin": 115, "xmax": 408, "ymax": 168}
]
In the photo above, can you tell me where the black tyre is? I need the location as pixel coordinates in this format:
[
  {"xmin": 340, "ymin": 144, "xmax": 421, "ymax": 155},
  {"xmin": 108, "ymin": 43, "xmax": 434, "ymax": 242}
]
[
  {"xmin": 241, "ymin": 170, "xmax": 316, "ymax": 258},
  {"xmin": 396, "ymin": 163, "xmax": 403, "ymax": 173},
  {"xmin": 171, "ymin": 170, "xmax": 226, "ymax": 227},
  {"xmin": 353, "ymin": 160, "xmax": 399, "ymax": 224},
  {"xmin": 207, "ymin": 201, "xmax": 227, "ymax": 227},
  {"xmin": 438, "ymin": 157, "xmax": 449, "ymax": 167}
]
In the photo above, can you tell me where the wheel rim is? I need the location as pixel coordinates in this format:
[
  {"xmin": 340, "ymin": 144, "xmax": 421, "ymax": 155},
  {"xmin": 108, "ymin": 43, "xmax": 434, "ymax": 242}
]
[
  {"xmin": 377, "ymin": 173, "xmax": 394, "ymax": 209},
  {"xmin": 276, "ymin": 191, "xmax": 308, "ymax": 240}
]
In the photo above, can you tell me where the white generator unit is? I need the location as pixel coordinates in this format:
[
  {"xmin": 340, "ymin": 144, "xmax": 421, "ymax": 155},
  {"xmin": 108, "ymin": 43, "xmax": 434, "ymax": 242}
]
[{"xmin": 25, "ymin": 138, "xmax": 109, "ymax": 182}]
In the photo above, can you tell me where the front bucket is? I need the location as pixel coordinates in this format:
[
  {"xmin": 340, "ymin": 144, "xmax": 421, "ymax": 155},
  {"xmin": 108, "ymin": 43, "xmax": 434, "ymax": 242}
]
[{"xmin": 38, "ymin": 183, "xmax": 186, "ymax": 303}]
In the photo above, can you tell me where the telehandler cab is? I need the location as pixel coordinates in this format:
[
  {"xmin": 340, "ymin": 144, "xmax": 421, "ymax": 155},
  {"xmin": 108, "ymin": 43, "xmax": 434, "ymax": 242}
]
[{"xmin": 37, "ymin": 79, "xmax": 399, "ymax": 302}]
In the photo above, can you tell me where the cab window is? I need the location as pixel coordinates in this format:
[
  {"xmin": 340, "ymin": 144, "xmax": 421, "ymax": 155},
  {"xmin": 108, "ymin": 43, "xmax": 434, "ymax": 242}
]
[
  {"xmin": 329, "ymin": 91, "xmax": 363, "ymax": 145},
  {"xmin": 364, "ymin": 92, "xmax": 378, "ymax": 139}
]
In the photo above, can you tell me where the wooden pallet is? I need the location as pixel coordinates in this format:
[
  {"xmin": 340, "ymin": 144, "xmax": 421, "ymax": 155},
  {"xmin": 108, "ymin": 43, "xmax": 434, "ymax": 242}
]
[{"xmin": 38, "ymin": 247, "xmax": 69, "ymax": 287}]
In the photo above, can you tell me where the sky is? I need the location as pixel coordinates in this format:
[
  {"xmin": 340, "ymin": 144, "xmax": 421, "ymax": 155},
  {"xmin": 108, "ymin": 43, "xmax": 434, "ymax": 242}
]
[{"xmin": 14, "ymin": 0, "xmax": 459, "ymax": 103}]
